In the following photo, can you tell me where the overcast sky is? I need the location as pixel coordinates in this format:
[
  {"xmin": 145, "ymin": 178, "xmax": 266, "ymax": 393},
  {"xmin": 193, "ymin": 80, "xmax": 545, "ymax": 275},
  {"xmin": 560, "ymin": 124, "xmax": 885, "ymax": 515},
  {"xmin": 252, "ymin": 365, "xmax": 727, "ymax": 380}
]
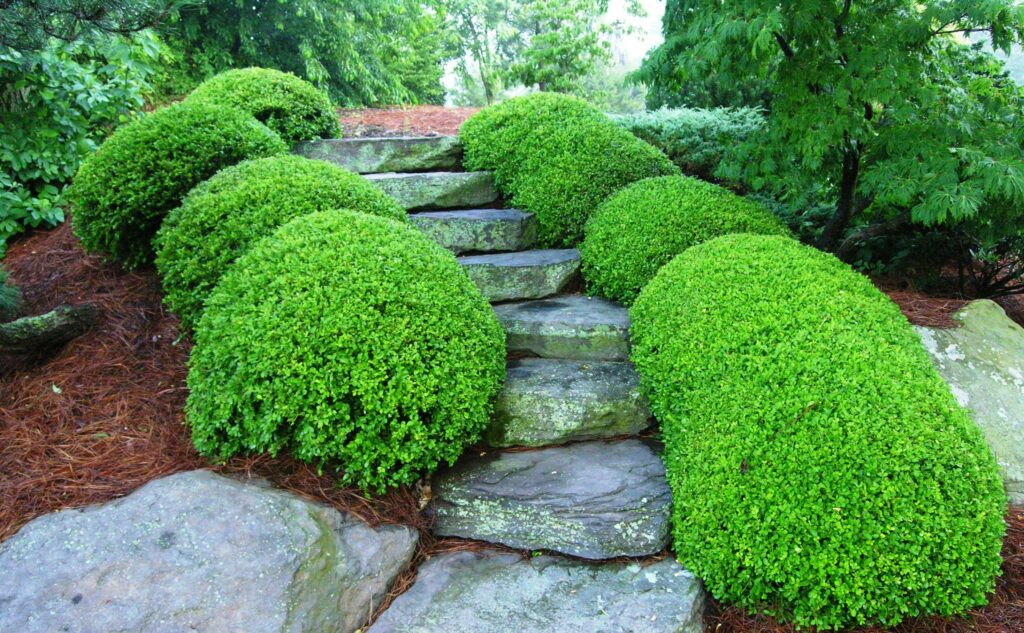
[{"xmin": 606, "ymin": 0, "xmax": 666, "ymax": 69}]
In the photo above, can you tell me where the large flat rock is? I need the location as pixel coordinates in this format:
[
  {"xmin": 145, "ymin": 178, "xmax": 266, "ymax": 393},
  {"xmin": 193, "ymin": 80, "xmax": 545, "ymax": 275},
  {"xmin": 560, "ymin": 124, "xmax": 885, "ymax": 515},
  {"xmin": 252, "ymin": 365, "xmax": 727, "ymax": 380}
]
[
  {"xmin": 368, "ymin": 550, "xmax": 705, "ymax": 633},
  {"xmin": 365, "ymin": 171, "xmax": 498, "ymax": 210},
  {"xmin": 409, "ymin": 209, "xmax": 537, "ymax": 254},
  {"xmin": 427, "ymin": 439, "xmax": 672, "ymax": 559},
  {"xmin": 0, "ymin": 470, "xmax": 418, "ymax": 633},
  {"xmin": 459, "ymin": 249, "xmax": 580, "ymax": 302},
  {"xmin": 494, "ymin": 295, "xmax": 631, "ymax": 360},
  {"xmin": 916, "ymin": 300, "xmax": 1024, "ymax": 504},
  {"xmin": 294, "ymin": 136, "xmax": 463, "ymax": 174},
  {"xmin": 488, "ymin": 358, "xmax": 651, "ymax": 447}
]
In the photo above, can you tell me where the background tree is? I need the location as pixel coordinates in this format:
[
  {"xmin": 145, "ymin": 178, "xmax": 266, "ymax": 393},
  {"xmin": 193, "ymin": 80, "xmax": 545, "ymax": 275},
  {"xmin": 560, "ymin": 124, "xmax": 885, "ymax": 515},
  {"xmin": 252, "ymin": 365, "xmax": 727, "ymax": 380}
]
[
  {"xmin": 0, "ymin": 0, "xmax": 182, "ymax": 51},
  {"xmin": 446, "ymin": 0, "xmax": 512, "ymax": 105}
]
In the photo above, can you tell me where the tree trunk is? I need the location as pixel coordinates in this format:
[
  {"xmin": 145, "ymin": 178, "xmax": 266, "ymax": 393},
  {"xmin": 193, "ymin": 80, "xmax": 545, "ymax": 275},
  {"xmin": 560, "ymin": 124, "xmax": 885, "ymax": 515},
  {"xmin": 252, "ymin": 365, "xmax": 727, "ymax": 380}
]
[
  {"xmin": 0, "ymin": 304, "xmax": 98, "ymax": 355},
  {"xmin": 818, "ymin": 147, "xmax": 861, "ymax": 252}
]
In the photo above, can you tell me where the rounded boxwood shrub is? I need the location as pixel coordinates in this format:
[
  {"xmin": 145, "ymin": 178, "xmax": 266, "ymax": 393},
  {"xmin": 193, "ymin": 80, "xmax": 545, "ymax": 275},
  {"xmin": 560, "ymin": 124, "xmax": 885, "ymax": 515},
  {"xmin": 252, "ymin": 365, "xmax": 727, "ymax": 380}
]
[
  {"xmin": 186, "ymin": 68, "xmax": 340, "ymax": 145},
  {"xmin": 580, "ymin": 176, "xmax": 791, "ymax": 305},
  {"xmin": 460, "ymin": 93, "xmax": 679, "ymax": 247},
  {"xmin": 186, "ymin": 210, "xmax": 506, "ymax": 493},
  {"xmin": 70, "ymin": 100, "xmax": 286, "ymax": 268},
  {"xmin": 630, "ymin": 234, "xmax": 1006, "ymax": 630},
  {"xmin": 155, "ymin": 155, "xmax": 405, "ymax": 330}
]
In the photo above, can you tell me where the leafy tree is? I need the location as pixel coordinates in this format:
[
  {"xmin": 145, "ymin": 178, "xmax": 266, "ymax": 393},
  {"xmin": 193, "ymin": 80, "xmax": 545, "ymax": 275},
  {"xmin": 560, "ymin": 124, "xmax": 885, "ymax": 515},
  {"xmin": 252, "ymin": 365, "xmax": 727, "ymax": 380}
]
[
  {"xmin": 446, "ymin": 0, "xmax": 512, "ymax": 105},
  {"xmin": 0, "ymin": 0, "xmax": 182, "ymax": 51},
  {"xmin": 645, "ymin": 0, "xmax": 1024, "ymax": 252}
]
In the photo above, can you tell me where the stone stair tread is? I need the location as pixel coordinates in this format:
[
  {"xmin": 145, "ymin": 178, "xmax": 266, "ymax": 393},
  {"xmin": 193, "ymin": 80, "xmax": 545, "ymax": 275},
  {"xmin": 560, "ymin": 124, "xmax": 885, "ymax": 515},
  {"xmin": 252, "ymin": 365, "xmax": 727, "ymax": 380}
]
[
  {"xmin": 409, "ymin": 208, "xmax": 538, "ymax": 254},
  {"xmin": 365, "ymin": 171, "xmax": 497, "ymax": 210},
  {"xmin": 294, "ymin": 135, "xmax": 462, "ymax": 174},
  {"xmin": 487, "ymin": 358, "xmax": 650, "ymax": 448},
  {"xmin": 494, "ymin": 295, "xmax": 631, "ymax": 361},
  {"xmin": 427, "ymin": 439, "xmax": 672, "ymax": 560},
  {"xmin": 458, "ymin": 249, "xmax": 580, "ymax": 303}
]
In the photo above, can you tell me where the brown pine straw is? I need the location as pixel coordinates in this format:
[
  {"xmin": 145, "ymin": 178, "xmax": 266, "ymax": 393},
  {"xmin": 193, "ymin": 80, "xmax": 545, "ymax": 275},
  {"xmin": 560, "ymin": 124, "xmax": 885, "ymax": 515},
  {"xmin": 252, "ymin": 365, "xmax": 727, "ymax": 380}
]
[{"xmin": 2, "ymin": 221, "xmax": 1023, "ymax": 632}]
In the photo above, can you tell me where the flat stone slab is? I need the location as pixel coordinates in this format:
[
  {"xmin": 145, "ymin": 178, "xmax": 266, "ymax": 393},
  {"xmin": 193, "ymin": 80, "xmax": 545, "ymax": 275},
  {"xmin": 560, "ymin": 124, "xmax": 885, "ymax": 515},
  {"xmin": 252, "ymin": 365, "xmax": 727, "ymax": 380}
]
[
  {"xmin": 459, "ymin": 249, "xmax": 580, "ymax": 302},
  {"xmin": 488, "ymin": 358, "xmax": 651, "ymax": 447},
  {"xmin": 494, "ymin": 295, "xmax": 631, "ymax": 360},
  {"xmin": 916, "ymin": 300, "xmax": 1024, "ymax": 504},
  {"xmin": 0, "ymin": 470, "xmax": 418, "ymax": 633},
  {"xmin": 428, "ymin": 439, "xmax": 672, "ymax": 559},
  {"xmin": 368, "ymin": 550, "xmax": 705, "ymax": 633},
  {"xmin": 294, "ymin": 136, "xmax": 462, "ymax": 174},
  {"xmin": 365, "ymin": 171, "xmax": 498, "ymax": 210},
  {"xmin": 409, "ymin": 208, "xmax": 537, "ymax": 254}
]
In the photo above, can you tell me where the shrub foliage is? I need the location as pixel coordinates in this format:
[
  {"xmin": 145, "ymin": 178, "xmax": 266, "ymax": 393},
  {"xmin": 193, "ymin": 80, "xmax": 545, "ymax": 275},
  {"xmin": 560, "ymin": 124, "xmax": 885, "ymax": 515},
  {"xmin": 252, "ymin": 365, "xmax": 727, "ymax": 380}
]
[
  {"xmin": 185, "ymin": 68, "xmax": 341, "ymax": 145},
  {"xmin": 70, "ymin": 100, "xmax": 286, "ymax": 268},
  {"xmin": 630, "ymin": 234, "xmax": 1006, "ymax": 630},
  {"xmin": 581, "ymin": 176, "xmax": 790, "ymax": 305},
  {"xmin": 460, "ymin": 92, "xmax": 678, "ymax": 247},
  {"xmin": 155, "ymin": 155, "xmax": 404, "ymax": 330},
  {"xmin": 186, "ymin": 210, "xmax": 506, "ymax": 493},
  {"xmin": 0, "ymin": 265, "xmax": 21, "ymax": 322}
]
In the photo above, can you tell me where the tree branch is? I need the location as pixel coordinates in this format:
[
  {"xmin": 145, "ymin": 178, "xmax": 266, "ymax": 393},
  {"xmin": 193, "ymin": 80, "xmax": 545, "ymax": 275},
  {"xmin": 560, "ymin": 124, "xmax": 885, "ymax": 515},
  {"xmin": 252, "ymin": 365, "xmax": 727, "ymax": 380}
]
[{"xmin": 774, "ymin": 32, "xmax": 795, "ymax": 58}]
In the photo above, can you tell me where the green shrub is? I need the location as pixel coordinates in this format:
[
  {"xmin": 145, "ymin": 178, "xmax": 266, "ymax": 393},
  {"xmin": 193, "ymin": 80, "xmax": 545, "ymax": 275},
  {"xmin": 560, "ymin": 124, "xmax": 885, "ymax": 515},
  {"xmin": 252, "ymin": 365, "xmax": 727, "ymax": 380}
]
[
  {"xmin": 630, "ymin": 234, "xmax": 1006, "ymax": 630},
  {"xmin": 185, "ymin": 68, "xmax": 340, "ymax": 145},
  {"xmin": 460, "ymin": 93, "xmax": 679, "ymax": 247},
  {"xmin": 70, "ymin": 100, "xmax": 286, "ymax": 268},
  {"xmin": 0, "ymin": 265, "xmax": 21, "ymax": 322},
  {"xmin": 580, "ymin": 176, "xmax": 791, "ymax": 305},
  {"xmin": 155, "ymin": 155, "xmax": 404, "ymax": 330},
  {"xmin": 186, "ymin": 210, "xmax": 506, "ymax": 493}
]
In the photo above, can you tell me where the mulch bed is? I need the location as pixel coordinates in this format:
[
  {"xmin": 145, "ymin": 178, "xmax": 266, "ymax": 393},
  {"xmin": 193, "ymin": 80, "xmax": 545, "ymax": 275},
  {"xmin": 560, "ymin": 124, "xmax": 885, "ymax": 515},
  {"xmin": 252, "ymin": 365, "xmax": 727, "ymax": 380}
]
[
  {"xmin": 338, "ymin": 105, "xmax": 479, "ymax": 138},
  {"xmin": 2, "ymin": 222, "xmax": 1022, "ymax": 631}
]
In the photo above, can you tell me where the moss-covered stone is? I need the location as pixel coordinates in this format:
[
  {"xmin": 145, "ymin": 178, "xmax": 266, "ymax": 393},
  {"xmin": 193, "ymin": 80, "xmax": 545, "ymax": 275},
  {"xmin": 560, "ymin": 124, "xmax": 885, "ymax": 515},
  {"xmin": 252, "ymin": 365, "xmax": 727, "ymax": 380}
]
[
  {"xmin": 458, "ymin": 249, "xmax": 580, "ymax": 302},
  {"xmin": 493, "ymin": 295, "xmax": 630, "ymax": 360},
  {"xmin": 365, "ymin": 171, "xmax": 498, "ymax": 210},
  {"xmin": 409, "ymin": 208, "xmax": 537, "ymax": 254},
  {"xmin": 295, "ymin": 136, "xmax": 463, "ymax": 174}
]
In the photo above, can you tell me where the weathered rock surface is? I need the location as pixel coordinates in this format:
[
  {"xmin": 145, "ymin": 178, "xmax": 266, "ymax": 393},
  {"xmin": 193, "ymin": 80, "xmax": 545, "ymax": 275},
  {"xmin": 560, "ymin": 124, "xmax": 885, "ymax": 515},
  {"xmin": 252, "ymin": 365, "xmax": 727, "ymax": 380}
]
[
  {"xmin": 459, "ymin": 249, "xmax": 580, "ymax": 302},
  {"xmin": 428, "ymin": 439, "xmax": 671, "ymax": 559},
  {"xmin": 409, "ymin": 209, "xmax": 537, "ymax": 254},
  {"xmin": 488, "ymin": 358, "xmax": 650, "ymax": 447},
  {"xmin": 365, "ymin": 171, "xmax": 498, "ymax": 210},
  {"xmin": 294, "ymin": 136, "xmax": 462, "ymax": 174},
  {"xmin": 0, "ymin": 470, "xmax": 418, "ymax": 633},
  {"xmin": 368, "ymin": 550, "xmax": 705, "ymax": 633},
  {"xmin": 916, "ymin": 300, "xmax": 1024, "ymax": 503},
  {"xmin": 494, "ymin": 295, "xmax": 631, "ymax": 360}
]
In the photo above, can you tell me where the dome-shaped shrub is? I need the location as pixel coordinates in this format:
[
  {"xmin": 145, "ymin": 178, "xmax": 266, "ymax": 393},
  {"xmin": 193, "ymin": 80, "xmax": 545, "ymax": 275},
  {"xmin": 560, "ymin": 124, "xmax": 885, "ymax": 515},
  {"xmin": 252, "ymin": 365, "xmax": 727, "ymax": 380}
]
[
  {"xmin": 581, "ymin": 176, "xmax": 791, "ymax": 305},
  {"xmin": 155, "ymin": 155, "xmax": 405, "ymax": 330},
  {"xmin": 186, "ymin": 68, "xmax": 340, "ymax": 144},
  {"xmin": 70, "ymin": 101, "xmax": 286, "ymax": 268},
  {"xmin": 630, "ymin": 234, "xmax": 1006, "ymax": 630},
  {"xmin": 186, "ymin": 210, "xmax": 506, "ymax": 493},
  {"xmin": 460, "ymin": 93, "xmax": 679, "ymax": 247}
]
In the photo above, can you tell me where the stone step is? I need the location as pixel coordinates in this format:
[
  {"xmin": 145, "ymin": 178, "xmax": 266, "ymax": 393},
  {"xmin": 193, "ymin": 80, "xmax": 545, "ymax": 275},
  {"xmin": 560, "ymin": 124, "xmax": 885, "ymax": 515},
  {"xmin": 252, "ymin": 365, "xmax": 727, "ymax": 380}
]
[
  {"xmin": 494, "ymin": 295, "xmax": 631, "ymax": 361},
  {"xmin": 459, "ymin": 249, "xmax": 580, "ymax": 303},
  {"xmin": 427, "ymin": 439, "xmax": 672, "ymax": 560},
  {"xmin": 368, "ymin": 550, "xmax": 706, "ymax": 633},
  {"xmin": 409, "ymin": 208, "xmax": 537, "ymax": 255},
  {"xmin": 294, "ymin": 136, "xmax": 462, "ymax": 174},
  {"xmin": 487, "ymin": 358, "xmax": 650, "ymax": 448},
  {"xmin": 365, "ymin": 171, "xmax": 498, "ymax": 210}
]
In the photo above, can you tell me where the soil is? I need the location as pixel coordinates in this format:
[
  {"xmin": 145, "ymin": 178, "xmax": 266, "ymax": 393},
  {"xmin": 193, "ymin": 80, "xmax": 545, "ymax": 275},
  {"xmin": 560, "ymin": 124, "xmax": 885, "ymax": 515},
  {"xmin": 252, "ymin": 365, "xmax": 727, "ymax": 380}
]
[{"xmin": 338, "ymin": 105, "xmax": 479, "ymax": 138}]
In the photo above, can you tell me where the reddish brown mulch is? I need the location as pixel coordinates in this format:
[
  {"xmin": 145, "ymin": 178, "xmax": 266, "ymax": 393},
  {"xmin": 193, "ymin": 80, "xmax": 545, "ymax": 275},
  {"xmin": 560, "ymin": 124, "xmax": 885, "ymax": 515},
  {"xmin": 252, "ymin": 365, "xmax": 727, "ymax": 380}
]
[{"xmin": 338, "ymin": 105, "xmax": 479, "ymax": 138}]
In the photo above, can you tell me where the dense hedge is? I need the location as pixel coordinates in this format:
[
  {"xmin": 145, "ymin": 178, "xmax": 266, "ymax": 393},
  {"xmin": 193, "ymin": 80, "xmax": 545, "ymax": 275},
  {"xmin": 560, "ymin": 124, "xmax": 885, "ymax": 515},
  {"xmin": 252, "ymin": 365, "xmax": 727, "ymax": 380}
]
[
  {"xmin": 185, "ymin": 68, "xmax": 340, "ymax": 145},
  {"xmin": 580, "ymin": 176, "xmax": 790, "ymax": 304},
  {"xmin": 186, "ymin": 210, "xmax": 505, "ymax": 492},
  {"xmin": 630, "ymin": 234, "xmax": 1006, "ymax": 630},
  {"xmin": 460, "ymin": 93, "xmax": 678, "ymax": 247},
  {"xmin": 155, "ymin": 155, "xmax": 404, "ymax": 330},
  {"xmin": 70, "ymin": 101, "xmax": 286, "ymax": 268}
]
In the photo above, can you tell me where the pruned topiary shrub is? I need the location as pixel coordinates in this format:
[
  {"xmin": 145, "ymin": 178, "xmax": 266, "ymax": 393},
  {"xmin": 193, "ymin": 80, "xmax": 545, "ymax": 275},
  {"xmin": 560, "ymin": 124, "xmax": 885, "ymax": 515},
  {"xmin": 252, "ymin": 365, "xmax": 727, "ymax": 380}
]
[
  {"xmin": 70, "ymin": 100, "xmax": 286, "ymax": 268},
  {"xmin": 580, "ymin": 176, "xmax": 791, "ymax": 304},
  {"xmin": 0, "ymin": 265, "xmax": 21, "ymax": 322},
  {"xmin": 155, "ymin": 155, "xmax": 405, "ymax": 330},
  {"xmin": 186, "ymin": 67, "xmax": 340, "ymax": 144},
  {"xmin": 460, "ymin": 93, "xmax": 679, "ymax": 247},
  {"xmin": 630, "ymin": 234, "xmax": 1006, "ymax": 630},
  {"xmin": 186, "ymin": 210, "xmax": 505, "ymax": 493}
]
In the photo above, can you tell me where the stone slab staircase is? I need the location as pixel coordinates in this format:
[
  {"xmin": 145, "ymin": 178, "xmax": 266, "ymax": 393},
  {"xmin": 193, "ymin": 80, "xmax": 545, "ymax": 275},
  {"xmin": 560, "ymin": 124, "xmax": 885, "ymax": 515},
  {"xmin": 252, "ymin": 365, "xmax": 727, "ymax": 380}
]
[{"xmin": 296, "ymin": 137, "xmax": 705, "ymax": 632}]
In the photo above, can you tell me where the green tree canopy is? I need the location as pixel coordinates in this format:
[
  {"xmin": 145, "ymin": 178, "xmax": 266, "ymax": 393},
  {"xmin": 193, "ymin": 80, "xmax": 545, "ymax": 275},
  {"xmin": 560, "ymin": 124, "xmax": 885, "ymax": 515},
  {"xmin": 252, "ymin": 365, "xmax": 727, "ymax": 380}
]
[{"xmin": 0, "ymin": 0, "xmax": 181, "ymax": 51}]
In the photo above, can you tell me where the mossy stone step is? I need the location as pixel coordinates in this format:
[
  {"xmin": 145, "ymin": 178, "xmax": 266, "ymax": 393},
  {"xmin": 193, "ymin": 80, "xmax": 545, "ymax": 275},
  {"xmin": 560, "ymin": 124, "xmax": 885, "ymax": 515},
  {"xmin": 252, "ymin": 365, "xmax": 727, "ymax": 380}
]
[
  {"xmin": 458, "ymin": 249, "xmax": 580, "ymax": 303},
  {"xmin": 487, "ymin": 358, "xmax": 650, "ymax": 448},
  {"xmin": 294, "ymin": 136, "xmax": 462, "ymax": 174},
  {"xmin": 365, "ymin": 171, "xmax": 498, "ymax": 210},
  {"xmin": 427, "ymin": 439, "xmax": 672, "ymax": 560},
  {"xmin": 409, "ymin": 209, "xmax": 537, "ymax": 254},
  {"xmin": 493, "ymin": 295, "xmax": 631, "ymax": 361}
]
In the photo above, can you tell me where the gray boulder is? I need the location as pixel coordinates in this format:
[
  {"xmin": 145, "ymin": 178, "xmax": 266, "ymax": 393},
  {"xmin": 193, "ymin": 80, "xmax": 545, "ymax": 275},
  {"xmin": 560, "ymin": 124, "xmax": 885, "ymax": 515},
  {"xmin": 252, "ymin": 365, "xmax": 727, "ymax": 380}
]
[
  {"xmin": 428, "ymin": 439, "xmax": 672, "ymax": 559},
  {"xmin": 458, "ymin": 249, "xmax": 580, "ymax": 302},
  {"xmin": 294, "ymin": 136, "xmax": 463, "ymax": 174},
  {"xmin": 494, "ymin": 295, "xmax": 631, "ymax": 361},
  {"xmin": 365, "ymin": 171, "xmax": 498, "ymax": 210},
  {"xmin": 369, "ymin": 550, "xmax": 705, "ymax": 633},
  {"xmin": 0, "ymin": 470, "xmax": 418, "ymax": 633},
  {"xmin": 409, "ymin": 209, "xmax": 537, "ymax": 254}
]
